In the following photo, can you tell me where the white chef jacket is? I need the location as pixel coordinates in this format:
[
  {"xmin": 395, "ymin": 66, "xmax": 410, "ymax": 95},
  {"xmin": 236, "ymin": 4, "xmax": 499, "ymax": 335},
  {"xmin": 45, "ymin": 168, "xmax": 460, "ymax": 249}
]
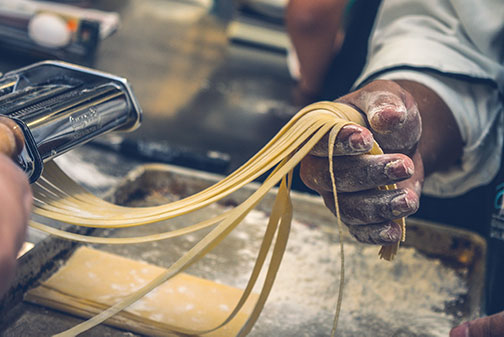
[{"xmin": 354, "ymin": 0, "xmax": 504, "ymax": 197}]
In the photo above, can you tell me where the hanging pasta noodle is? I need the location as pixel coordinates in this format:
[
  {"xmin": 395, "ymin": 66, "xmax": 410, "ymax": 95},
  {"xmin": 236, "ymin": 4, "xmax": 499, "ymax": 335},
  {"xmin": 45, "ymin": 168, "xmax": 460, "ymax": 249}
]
[{"xmin": 29, "ymin": 101, "xmax": 406, "ymax": 337}]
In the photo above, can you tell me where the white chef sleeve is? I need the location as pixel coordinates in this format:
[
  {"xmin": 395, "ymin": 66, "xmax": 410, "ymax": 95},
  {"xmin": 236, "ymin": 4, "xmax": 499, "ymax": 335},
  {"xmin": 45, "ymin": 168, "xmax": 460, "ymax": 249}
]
[
  {"xmin": 353, "ymin": 0, "xmax": 504, "ymax": 196},
  {"xmin": 370, "ymin": 70, "xmax": 503, "ymax": 197}
]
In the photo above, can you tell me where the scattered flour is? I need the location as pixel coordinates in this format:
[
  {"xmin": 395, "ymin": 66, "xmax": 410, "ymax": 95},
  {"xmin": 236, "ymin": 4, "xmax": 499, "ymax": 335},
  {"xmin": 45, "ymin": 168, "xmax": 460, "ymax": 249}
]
[
  {"xmin": 235, "ymin": 210, "xmax": 467, "ymax": 337},
  {"xmin": 102, "ymin": 194, "xmax": 470, "ymax": 337}
]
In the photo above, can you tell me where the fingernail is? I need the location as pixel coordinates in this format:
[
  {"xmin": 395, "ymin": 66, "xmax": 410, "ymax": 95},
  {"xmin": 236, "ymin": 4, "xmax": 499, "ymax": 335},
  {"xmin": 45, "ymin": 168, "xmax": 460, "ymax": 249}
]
[
  {"xmin": 385, "ymin": 159, "xmax": 413, "ymax": 180},
  {"xmin": 391, "ymin": 193, "xmax": 414, "ymax": 217},
  {"xmin": 368, "ymin": 101, "xmax": 407, "ymax": 132},
  {"xmin": 449, "ymin": 323, "xmax": 469, "ymax": 337},
  {"xmin": 379, "ymin": 224, "xmax": 400, "ymax": 243}
]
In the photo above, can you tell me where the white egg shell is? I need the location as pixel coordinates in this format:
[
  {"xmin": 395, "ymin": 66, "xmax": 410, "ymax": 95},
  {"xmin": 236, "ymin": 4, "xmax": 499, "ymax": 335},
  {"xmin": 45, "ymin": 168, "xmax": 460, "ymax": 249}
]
[{"xmin": 28, "ymin": 13, "xmax": 72, "ymax": 48}]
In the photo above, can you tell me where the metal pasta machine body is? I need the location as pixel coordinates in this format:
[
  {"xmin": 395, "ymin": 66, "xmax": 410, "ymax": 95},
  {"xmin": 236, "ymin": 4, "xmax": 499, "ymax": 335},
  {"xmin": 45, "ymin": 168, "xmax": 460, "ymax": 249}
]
[{"xmin": 0, "ymin": 60, "xmax": 142, "ymax": 182}]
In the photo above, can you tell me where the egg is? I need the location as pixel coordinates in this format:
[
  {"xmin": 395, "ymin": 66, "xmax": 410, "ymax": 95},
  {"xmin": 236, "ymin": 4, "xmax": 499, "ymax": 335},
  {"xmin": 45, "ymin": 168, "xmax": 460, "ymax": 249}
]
[{"xmin": 28, "ymin": 12, "xmax": 72, "ymax": 48}]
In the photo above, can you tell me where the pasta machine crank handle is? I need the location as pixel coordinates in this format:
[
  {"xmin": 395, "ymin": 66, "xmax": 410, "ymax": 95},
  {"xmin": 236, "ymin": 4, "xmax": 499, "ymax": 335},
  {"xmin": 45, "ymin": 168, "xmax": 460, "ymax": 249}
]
[{"xmin": 0, "ymin": 116, "xmax": 25, "ymax": 159}]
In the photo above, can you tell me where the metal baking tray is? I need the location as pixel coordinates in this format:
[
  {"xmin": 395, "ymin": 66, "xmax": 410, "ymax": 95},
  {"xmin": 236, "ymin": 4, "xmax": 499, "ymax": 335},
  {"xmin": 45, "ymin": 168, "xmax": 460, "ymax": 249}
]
[
  {"xmin": 1, "ymin": 163, "xmax": 486, "ymax": 337},
  {"xmin": 102, "ymin": 164, "xmax": 486, "ymax": 337}
]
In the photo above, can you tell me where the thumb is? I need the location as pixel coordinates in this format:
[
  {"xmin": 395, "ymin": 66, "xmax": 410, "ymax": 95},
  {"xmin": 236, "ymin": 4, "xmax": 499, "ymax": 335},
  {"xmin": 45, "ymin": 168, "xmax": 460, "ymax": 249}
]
[{"xmin": 338, "ymin": 80, "xmax": 421, "ymax": 153}]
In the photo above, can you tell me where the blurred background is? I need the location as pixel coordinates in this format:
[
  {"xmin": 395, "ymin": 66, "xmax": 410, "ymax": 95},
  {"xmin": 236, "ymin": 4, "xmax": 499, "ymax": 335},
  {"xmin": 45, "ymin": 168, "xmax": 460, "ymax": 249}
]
[{"xmin": 0, "ymin": 0, "xmax": 302, "ymax": 182}]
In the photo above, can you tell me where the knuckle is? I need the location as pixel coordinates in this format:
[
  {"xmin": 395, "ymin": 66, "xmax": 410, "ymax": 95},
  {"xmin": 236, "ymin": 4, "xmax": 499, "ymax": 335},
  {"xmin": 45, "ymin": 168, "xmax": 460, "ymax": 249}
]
[
  {"xmin": 389, "ymin": 188, "xmax": 419, "ymax": 218},
  {"xmin": 300, "ymin": 156, "xmax": 331, "ymax": 192},
  {"xmin": 348, "ymin": 225, "xmax": 374, "ymax": 244},
  {"xmin": 299, "ymin": 157, "xmax": 317, "ymax": 190}
]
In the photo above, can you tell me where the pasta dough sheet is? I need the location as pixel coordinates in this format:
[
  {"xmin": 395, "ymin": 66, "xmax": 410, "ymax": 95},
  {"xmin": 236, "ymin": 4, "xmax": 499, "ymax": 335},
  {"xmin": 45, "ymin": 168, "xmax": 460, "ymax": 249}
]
[{"xmin": 25, "ymin": 246, "xmax": 259, "ymax": 337}]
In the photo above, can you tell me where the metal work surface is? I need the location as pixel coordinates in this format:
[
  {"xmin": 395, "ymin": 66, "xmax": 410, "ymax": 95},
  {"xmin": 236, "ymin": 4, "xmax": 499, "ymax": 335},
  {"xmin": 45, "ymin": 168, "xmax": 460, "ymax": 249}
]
[{"xmin": 1, "ymin": 145, "xmax": 486, "ymax": 336}]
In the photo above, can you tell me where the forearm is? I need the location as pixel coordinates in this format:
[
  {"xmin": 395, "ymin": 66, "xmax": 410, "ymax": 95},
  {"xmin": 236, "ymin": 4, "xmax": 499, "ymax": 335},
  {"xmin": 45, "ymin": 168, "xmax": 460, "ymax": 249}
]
[{"xmin": 286, "ymin": 0, "xmax": 346, "ymax": 93}]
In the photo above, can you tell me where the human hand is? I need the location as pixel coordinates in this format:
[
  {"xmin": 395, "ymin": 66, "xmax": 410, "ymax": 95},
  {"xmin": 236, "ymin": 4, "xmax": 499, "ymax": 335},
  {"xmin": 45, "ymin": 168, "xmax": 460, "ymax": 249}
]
[
  {"xmin": 0, "ymin": 153, "xmax": 32, "ymax": 296},
  {"xmin": 450, "ymin": 311, "xmax": 504, "ymax": 337},
  {"xmin": 0, "ymin": 117, "xmax": 32, "ymax": 297},
  {"xmin": 300, "ymin": 80, "xmax": 423, "ymax": 245}
]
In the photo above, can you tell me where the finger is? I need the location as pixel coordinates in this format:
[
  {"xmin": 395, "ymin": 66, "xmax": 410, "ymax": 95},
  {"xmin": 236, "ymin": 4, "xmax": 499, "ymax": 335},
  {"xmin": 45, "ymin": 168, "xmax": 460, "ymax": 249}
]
[
  {"xmin": 320, "ymin": 187, "xmax": 419, "ymax": 225},
  {"xmin": 450, "ymin": 311, "xmax": 504, "ymax": 337},
  {"xmin": 300, "ymin": 153, "xmax": 414, "ymax": 193},
  {"xmin": 309, "ymin": 124, "xmax": 374, "ymax": 157},
  {"xmin": 339, "ymin": 80, "xmax": 421, "ymax": 153},
  {"xmin": 320, "ymin": 192, "xmax": 402, "ymax": 245},
  {"xmin": 348, "ymin": 222, "xmax": 403, "ymax": 245}
]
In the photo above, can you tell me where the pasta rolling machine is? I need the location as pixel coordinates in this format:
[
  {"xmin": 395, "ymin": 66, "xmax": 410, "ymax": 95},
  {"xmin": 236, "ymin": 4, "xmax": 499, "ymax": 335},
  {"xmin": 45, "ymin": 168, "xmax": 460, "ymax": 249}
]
[{"xmin": 0, "ymin": 60, "xmax": 142, "ymax": 183}]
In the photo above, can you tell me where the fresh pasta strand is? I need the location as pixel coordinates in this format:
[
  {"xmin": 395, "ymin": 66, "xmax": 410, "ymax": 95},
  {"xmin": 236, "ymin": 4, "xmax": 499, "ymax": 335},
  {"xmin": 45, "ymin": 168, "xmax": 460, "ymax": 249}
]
[
  {"xmin": 31, "ymin": 101, "xmax": 406, "ymax": 337},
  {"xmin": 328, "ymin": 125, "xmax": 345, "ymax": 336}
]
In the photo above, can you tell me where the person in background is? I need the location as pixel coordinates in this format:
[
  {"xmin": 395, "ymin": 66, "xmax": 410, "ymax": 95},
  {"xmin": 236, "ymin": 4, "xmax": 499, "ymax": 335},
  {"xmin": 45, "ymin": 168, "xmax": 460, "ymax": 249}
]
[
  {"xmin": 286, "ymin": 0, "xmax": 382, "ymax": 105},
  {"xmin": 290, "ymin": 0, "xmax": 504, "ymax": 336},
  {"xmin": 286, "ymin": 0, "xmax": 347, "ymax": 104}
]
